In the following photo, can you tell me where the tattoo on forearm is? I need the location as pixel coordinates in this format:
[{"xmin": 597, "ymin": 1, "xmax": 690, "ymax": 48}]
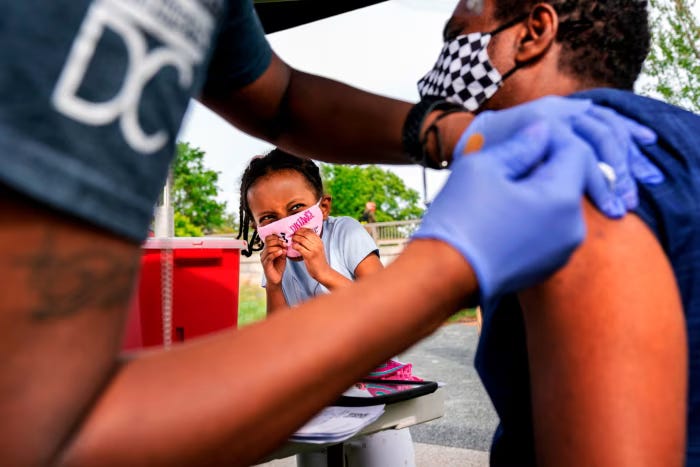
[{"xmin": 14, "ymin": 232, "xmax": 139, "ymax": 320}]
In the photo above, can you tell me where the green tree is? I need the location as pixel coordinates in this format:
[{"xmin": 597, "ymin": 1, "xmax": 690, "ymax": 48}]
[
  {"xmin": 172, "ymin": 142, "xmax": 228, "ymax": 235},
  {"xmin": 320, "ymin": 164, "xmax": 424, "ymax": 221},
  {"xmin": 641, "ymin": 0, "xmax": 700, "ymax": 112},
  {"xmin": 174, "ymin": 212, "xmax": 204, "ymax": 237}
]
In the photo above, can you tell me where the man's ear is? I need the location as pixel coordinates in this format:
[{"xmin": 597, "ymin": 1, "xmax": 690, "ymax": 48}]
[
  {"xmin": 514, "ymin": 3, "xmax": 559, "ymax": 65},
  {"xmin": 320, "ymin": 195, "xmax": 332, "ymax": 219}
]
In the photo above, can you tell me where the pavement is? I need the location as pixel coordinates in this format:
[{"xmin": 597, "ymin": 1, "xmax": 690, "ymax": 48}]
[{"xmin": 257, "ymin": 324, "xmax": 499, "ymax": 466}]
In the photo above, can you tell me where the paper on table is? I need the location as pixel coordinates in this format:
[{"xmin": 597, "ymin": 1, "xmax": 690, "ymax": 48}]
[{"xmin": 290, "ymin": 405, "xmax": 385, "ymax": 444}]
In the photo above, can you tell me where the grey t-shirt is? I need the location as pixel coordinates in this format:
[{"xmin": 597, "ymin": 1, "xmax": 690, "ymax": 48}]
[
  {"xmin": 0, "ymin": 0, "xmax": 272, "ymax": 242},
  {"xmin": 262, "ymin": 217, "xmax": 380, "ymax": 306}
]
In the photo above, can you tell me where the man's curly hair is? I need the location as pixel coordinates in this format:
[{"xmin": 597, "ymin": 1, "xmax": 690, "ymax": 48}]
[{"xmin": 493, "ymin": 0, "xmax": 650, "ymax": 89}]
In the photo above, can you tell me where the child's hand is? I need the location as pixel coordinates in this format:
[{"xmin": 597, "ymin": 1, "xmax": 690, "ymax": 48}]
[
  {"xmin": 291, "ymin": 228, "xmax": 332, "ymax": 283},
  {"xmin": 260, "ymin": 234, "xmax": 287, "ymax": 286}
]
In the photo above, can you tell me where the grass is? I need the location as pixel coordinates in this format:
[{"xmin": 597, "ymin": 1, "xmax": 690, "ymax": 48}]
[
  {"xmin": 238, "ymin": 282, "xmax": 477, "ymax": 327},
  {"xmin": 447, "ymin": 308, "xmax": 477, "ymax": 323},
  {"xmin": 238, "ymin": 282, "xmax": 267, "ymax": 327}
]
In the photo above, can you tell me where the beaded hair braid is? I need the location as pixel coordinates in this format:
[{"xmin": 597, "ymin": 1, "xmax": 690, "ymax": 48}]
[
  {"xmin": 493, "ymin": 0, "xmax": 650, "ymax": 90},
  {"xmin": 237, "ymin": 149, "xmax": 324, "ymax": 257}
]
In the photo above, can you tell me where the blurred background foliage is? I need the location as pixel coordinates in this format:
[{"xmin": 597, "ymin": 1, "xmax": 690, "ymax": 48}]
[{"xmin": 320, "ymin": 163, "xmax": 424, "ymax": 221}]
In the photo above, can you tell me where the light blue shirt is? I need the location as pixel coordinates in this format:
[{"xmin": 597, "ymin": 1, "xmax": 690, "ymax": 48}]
[{"xmin": 262, "ymin": 216, "xmax": 379, "ymax": 306}]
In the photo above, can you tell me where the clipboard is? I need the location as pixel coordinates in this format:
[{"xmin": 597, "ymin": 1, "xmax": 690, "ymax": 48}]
[{"xmin": 334, "ymin": 380, "xmax": 438, "ymax": 406}]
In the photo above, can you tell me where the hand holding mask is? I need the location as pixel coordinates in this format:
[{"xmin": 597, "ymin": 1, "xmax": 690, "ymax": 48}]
[{"xmin": 256, "ymin": 201, "xmax": 324, "ymax": 258}]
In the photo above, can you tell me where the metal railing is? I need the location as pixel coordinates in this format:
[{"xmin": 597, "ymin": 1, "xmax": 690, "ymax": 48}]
[
  {"xmin": 210, "ymin": 219, "xmax": 422, "ymax": 246},
  {"xmin": 362, "ymin": 219, "xmax": 421, "ymax": 245}
]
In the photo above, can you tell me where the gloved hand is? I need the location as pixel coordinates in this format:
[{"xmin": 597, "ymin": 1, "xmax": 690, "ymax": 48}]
[
  {"xmin": 413, "ymin": 121, "xmax": 613, "ymax": 301},
  {"xmin": 454, "ymin": 96, "xmax": 663, "ymax": 216}
]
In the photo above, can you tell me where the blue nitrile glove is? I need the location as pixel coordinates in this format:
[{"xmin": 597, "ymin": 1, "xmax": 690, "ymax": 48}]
[
  {"xmin": 413, "ymin": 121, "xmax": 611, "ymax": 301},
  {"xmin": 454, "ymin": 96, "xmax": 663, "ymax": 216}
]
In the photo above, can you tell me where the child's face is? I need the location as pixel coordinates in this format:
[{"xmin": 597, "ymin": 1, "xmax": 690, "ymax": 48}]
[{"xmin": 247, "ymin": 169, "xmax": 330, "ymax": 228}]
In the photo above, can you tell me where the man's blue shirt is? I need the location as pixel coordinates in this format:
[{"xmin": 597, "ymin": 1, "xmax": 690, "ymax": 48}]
[{"xmin": 477, "ymin": 89, "xmax": 700, "ymax": 465}]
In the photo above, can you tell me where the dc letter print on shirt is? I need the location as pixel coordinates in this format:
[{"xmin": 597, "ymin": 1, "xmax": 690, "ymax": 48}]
[{"xmin": 51, "ymin": 0, "xmax": 222, "ymax": 154}]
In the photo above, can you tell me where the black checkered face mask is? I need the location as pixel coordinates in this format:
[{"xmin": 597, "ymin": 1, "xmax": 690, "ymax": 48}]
[{"xmin": 417, "ymin": 15, "xmax": 527, "ymax": 111}]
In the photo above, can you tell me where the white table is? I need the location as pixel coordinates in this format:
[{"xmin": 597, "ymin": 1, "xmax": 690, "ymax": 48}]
[{"xmin": 264, "ymin": 387, "xmax": 445, "ymax": 466}]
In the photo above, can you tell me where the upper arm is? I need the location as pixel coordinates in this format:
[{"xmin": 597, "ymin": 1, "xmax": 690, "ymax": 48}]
[
  {"xmin": 0, "ymin": 194, "xmax": 139, "ymax": 464},
  {"xmin": 354, "ymin": 252, "xmax": 383, "ymax": 279},
  {"xmin": 199, "ymin": 0, "xmax": 284, "ymax": 133},
  {"xmin": 200, "ymin": 52, "xmax": 293, "ymax": 142},
  {"xmin": 518, "ymin": 202, "xmax": 687, "ymax": 466},
  {"xmin": 338, "ymin": 218, "xmax": 382, "ymax": 280}
]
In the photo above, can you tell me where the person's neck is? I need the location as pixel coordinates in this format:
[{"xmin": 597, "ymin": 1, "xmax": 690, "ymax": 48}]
[
  {"xmin": 514, "ymin": 73, "xmax": 592, "ymax": 106},
  {"xmin": 490, "ymin": 76, "xmax": 610, "ymax": 112}
]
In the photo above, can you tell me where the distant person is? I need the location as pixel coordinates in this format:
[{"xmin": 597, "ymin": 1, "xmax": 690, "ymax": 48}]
[
  {"xmin": 417, "ymin": 0, "xmax": 700, "ymax": 464},
  {"xmin": 238, "ymin": 149, "xmax": 418, "ymax": 466},
  {"xmin": 360, "ymin": 201, "xmax": 377, "ymax": 224},
  {"xmin": 359, "ymin": 201, "xmax": 378, "ymax": 240}
]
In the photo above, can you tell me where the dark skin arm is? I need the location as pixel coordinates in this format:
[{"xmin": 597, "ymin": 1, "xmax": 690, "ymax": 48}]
[
  {"xmin": 0, "ymin": 192, "xmax": 475, "ymax": 466},
  {"xmin": 291, "ymin": 227, "xmax": 384, "ymax": 291},
  {"xmin": 2, "ymin": 43, "xmax": 471, "ymax": 466},
  {"xmin": 66, "ymin": 242, "xmax": 472, "ymax": 466},
  {"xmin": 262, "ymin": 223, "xmax": 383, "ymax": 314},
  {"xmin": 519, "ymin": 203, "xmax": 687, "ymax": 466},
  {"xmin": 200, "ymin": 53, "xmax": 473, "ymax": 165}
]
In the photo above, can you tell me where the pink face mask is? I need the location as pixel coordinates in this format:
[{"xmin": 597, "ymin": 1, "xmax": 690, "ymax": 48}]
[{"xmin": 256, "ymin": 201, "xmax": 324, "ymax": 258}]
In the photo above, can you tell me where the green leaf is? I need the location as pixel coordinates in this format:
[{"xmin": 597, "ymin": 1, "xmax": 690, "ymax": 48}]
[
  {"xmin": 641, "ymin": 0, "xmax": 700, "ymax": 112},
  {"xmin": 320, "ymin": 164, "xmax": 424, "ymax": 221},
  {"xmin": 172, "ymin": 142, "xmax": 229, "ymax": 235}
]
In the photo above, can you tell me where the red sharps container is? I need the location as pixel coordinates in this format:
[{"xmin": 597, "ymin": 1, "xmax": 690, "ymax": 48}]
[{"xmin": 123, "ymin": 237, "xmax": 246, "ymax": 350}]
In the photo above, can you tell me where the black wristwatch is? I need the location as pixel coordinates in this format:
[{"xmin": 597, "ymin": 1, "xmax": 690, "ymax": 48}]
[{"xmin": 402, "ymin": 97, "xmax": 465, "ymax": 169}]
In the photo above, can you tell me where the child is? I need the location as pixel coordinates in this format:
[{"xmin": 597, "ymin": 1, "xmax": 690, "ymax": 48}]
[{"xmin": 238, "ymin": 149, "xmax": 417, "ymax": 467}]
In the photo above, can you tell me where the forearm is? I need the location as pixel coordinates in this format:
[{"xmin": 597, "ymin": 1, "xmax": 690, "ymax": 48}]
[
  {"xmin": 269, "ymin": 68, "xmax": 411, "ymax": 164},
  {"xmin": 201, "ymin": 54, "xmax": 472, "ymax": 166},
  {"xmin": 202, "ymin": 55, "xmax": 408, "ymax": 164},
  {"xmin": 60, "ymin": 240, "xmax": 476, "ymax": 466},
  {"xmin": 265, "ymin": 284, "xmax": 287, "ymax": 314},
  {"xmin": 315, "ymin": 268, "xmax": 353, "ymax": 291}
]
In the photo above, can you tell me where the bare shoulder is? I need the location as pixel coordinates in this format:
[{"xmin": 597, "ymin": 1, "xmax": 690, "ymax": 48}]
[
  {"xmin": 519, "ymin": 201, "xmax": 679, "ymax": 320},
  {"xmin": 354, "ymin": 251, "xmax": 384, "ymax": 278},
  {"xmin": 517, "ymin": 201, "xmax": 686, "ymax": 467}
]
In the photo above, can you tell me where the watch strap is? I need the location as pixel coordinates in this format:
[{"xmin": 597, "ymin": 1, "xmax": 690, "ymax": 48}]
[{"xmin": 402, "ymin": 97, "xmax": 465, "ymax": 169}]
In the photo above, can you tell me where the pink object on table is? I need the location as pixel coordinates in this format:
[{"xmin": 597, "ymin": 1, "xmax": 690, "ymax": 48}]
[{"xmin": 366, "ymin": 359, "xmax": 423, "ymax": 382}]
